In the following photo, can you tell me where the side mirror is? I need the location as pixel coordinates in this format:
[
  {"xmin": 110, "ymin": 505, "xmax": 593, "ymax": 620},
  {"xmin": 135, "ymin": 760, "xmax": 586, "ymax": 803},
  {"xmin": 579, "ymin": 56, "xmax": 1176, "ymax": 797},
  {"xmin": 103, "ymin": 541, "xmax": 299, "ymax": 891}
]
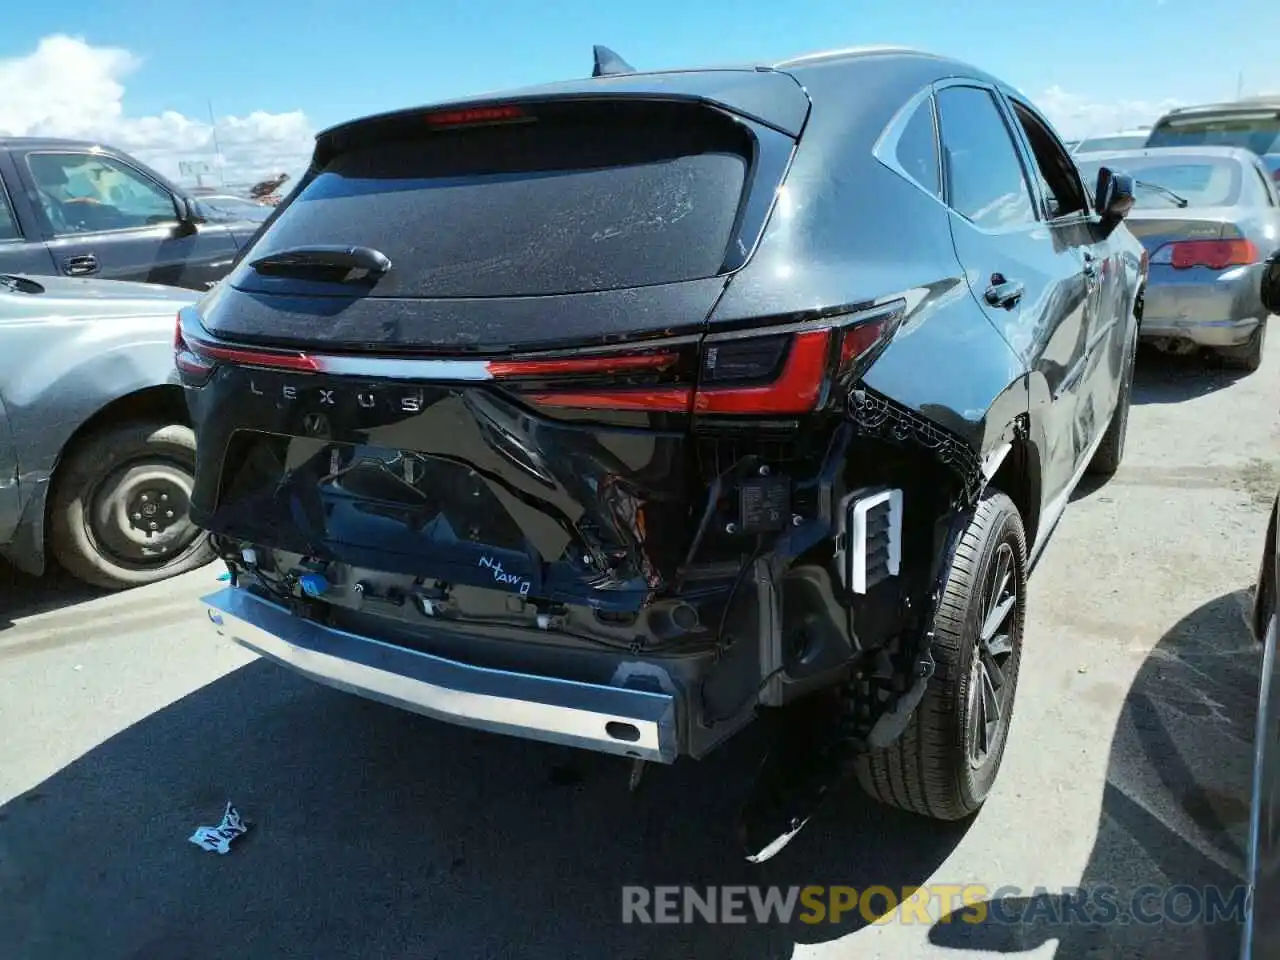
[
  {"xmin": 174, "ymin": 196, "xmax": 205, "ymax": 229},
  {"xmin": 1095, "ymin": 167, "xmax": 1135, "ymax": 229}
]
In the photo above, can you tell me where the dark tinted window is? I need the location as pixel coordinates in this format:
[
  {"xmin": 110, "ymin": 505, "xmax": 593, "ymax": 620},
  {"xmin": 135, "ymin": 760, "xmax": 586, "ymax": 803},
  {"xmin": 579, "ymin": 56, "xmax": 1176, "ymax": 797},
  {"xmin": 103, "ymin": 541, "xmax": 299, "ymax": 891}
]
[
  {"xmin": 936, "ymin": 86, "xmax": 1036, "ymax": 230},
  {"xmin": 895, "ymin": 99, "xmax": 940, "ymax": 197},
  {"xmin": 247, "ymin": 106, "xmax": 752, "ymax": 298},
  {"xmin": 1010, "ymin": 100, "xmax": 1089, "ymax": 218},
  {"xmin": 1147, "ymin": 113, "xmax": 1280, "ymax": 155}
]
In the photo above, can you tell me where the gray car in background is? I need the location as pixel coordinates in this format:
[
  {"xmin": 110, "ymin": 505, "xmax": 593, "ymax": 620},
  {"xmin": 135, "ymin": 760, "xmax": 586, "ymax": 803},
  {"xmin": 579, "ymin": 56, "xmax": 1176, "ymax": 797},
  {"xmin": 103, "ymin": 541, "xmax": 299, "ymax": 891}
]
[
  {"xmin": 1076, "ymin": 146, "xmax": 1280, "ymax": 370},
  {"xmin": 1071, "ymin": 128, "xmax": 1150, "ymax": 155},
  {"xmin": 0, "ymin": 273, "xmax": 214, "ymax": 589}
]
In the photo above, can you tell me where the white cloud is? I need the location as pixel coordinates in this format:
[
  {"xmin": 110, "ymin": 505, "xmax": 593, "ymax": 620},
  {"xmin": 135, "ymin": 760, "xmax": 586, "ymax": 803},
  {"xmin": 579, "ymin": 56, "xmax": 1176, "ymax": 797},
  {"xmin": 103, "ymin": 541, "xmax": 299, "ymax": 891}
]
[
  {"xmin": 1034, "ymin": 84, "xmax": 1184, "ymax": 140},
  {"xmin": 0, "ymin": 35, "xmax": 314, "ymax": 189}
]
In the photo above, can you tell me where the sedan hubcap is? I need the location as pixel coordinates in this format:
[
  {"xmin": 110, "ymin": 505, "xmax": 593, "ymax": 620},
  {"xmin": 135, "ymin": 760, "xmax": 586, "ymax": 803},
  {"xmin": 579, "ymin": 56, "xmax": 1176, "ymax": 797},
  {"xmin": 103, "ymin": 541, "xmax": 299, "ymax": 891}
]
[
  {"xmin": 89, "ymin": 459, "xmax": 198, "ymax": 567},
  {"xmin": 967, "ymin": 541, "xmax": 1018, "ymax": 768}
]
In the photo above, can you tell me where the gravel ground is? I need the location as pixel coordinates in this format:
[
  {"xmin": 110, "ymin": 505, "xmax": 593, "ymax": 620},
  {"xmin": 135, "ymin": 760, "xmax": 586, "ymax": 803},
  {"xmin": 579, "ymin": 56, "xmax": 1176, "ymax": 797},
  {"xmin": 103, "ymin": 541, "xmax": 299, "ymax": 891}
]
[{"xmin": 0, "ymin": 335, "xmax": 1276, "ymax": 960}]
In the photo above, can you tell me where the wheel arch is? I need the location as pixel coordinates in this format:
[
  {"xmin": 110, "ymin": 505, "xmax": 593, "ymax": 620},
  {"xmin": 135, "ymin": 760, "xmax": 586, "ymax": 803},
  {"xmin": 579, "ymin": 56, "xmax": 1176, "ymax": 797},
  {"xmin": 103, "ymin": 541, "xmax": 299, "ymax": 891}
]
[
  {"xmin": 986, "ymin": 426, "xmax": 1042, "ymax": 555},
  {"xmin": 11, "ymin": 385, "xmax": 191, "ymax": 577}
]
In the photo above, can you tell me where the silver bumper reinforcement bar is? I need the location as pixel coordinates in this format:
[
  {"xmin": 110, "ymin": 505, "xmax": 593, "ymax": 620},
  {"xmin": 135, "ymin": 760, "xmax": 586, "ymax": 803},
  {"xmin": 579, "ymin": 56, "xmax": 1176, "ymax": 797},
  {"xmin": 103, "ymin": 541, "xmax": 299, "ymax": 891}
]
[{"xmin": 201, "ymin": 587, "xmax": 678, "ymax": 763}]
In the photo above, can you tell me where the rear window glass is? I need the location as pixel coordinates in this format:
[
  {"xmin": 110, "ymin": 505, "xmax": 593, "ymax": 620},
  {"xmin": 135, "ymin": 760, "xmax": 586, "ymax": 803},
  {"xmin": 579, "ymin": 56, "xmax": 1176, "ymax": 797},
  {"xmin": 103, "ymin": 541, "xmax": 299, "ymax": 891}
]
[
  {"xmin": 1075, "ymin": 156, "xmax": 1243, "ymax": 208},
  {"xmin": 244, "ymin": 107, "xmax": 752, "ymax": 298},
  {"xmin": 1147, "ymin": 113, "xmax": 1280, "ymax": 155},
  {"xmin": 1074, "ymin": 134, "xmax": 1148, "ymax": 153}
]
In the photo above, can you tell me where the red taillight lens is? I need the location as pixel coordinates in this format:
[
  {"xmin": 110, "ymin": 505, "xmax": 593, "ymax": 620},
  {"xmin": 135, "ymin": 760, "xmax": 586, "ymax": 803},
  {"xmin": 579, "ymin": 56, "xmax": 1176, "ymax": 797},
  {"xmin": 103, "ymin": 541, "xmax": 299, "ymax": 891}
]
[
  {"xmin": 489, "ymin": 352, "xmax": 679, "ymax": 378},
  {"xmin": 423, "ymin": 105, "xmax": 526, "ymax": 127},
  {"xmin": 1153, "ymin": 239, "xmax": 1259, "ymax": 270},
  {"xmin": 519, "ymin": 302, "xmax": 904, "ymax": 417},
  {"xmin": 175, "ymin": 310, "xmax": 320, "ymax": 380},
  {"xmin": 693, "ymin": 329, "xmax": 831, "ymax": 414},
  {"xmin": 174, "ymin": 312, "xmax": 214, "ymax": 379}
]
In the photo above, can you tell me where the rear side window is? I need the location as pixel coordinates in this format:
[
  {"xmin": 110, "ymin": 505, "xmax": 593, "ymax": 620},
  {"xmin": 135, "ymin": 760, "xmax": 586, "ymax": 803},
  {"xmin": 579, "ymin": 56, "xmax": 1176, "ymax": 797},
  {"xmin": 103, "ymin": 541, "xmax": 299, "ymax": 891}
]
[
  {"xmin": 936, "ymin": 86, "xmax": 1036, "ymax": 230},
  {"xmin": 894, "ymin": 99, "xmax": 940, "ymax": 197},
  {"xmin": 1147, "ymin": 113, "xmax": 1280, "ymax": 155},
  {"xmin": 247, "ymin": 104, "xmax": 754, "ymax": 298}
]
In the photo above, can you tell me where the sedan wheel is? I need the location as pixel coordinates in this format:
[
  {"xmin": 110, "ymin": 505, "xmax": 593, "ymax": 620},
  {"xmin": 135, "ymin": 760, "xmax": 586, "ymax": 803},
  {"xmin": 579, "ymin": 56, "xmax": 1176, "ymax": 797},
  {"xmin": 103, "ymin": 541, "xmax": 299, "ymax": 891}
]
[{"xmin": 49, "ymin": 420, "xmax": 215, "ymax": 589}]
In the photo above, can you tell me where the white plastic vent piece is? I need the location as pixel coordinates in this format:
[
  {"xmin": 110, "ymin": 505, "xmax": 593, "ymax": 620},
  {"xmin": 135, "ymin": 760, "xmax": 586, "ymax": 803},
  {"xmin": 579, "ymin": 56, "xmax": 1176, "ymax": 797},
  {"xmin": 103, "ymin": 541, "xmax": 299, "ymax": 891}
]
[{"xmin": 848, "ymin": 487, "xmax": 903, "ymax": 595}]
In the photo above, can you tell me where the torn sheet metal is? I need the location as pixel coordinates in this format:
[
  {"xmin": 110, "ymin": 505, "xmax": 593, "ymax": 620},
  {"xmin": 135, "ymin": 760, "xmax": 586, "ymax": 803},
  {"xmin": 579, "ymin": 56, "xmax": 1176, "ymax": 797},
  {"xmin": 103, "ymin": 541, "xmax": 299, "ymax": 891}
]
[{"xmin": 188, "ymin": 802, "xmax": 249, "ymax": 854}]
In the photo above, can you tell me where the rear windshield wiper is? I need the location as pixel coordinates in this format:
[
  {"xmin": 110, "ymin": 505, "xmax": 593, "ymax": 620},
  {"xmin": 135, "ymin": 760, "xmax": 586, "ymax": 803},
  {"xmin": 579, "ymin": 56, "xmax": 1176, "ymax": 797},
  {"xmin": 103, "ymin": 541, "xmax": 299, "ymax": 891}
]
[
  {"xmin": 248, "ymin": 245, "xmax": 392, "ymax": 283},
  {"xmin": 1134, "ymin": 180, "xmax": 1189, "ymax": 208}
]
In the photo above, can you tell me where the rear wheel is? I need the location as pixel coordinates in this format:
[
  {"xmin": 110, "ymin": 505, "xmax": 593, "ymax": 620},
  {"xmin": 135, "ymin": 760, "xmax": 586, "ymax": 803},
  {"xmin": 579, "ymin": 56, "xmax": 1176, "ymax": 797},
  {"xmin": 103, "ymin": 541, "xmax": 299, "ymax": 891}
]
[
  {"xmin": 1218, "ymin": 318, "xmax": 1267, "ymax": 372},
  {"xmin": 855, "ymin": 489, "xmax": 1027, "ymax": 820},
  {"xmin": 49, "ymin": 421, "xmax": 214, "ymax": 589}
]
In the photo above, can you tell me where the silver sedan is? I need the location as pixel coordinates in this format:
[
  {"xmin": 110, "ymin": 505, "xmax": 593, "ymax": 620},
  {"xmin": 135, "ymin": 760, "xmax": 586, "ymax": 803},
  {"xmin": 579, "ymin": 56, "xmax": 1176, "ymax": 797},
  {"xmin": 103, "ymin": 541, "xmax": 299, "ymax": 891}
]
[{"xmin": 1076, "ymin": 146, "xmax": 1280, "ymax": 371}]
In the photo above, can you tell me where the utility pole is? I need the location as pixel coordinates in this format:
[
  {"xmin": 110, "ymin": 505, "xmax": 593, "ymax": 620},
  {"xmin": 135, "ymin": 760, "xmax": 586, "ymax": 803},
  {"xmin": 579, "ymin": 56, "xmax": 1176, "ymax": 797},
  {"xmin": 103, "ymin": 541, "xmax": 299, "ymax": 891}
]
[
  {"xmin": 208, "ymin": 100, "xmax": 227, "ymax": 188},
  {"xmin": 1237, "ymin": 71, "xmax": 1245, "ymax": 100}
]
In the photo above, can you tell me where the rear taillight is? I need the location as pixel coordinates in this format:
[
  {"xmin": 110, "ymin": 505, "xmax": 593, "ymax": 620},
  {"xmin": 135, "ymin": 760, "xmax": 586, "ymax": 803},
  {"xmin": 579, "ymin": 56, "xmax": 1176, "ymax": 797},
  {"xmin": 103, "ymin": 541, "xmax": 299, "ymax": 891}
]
[
  {"xmin": 1150, "ymin": 239, "xmax": 1259, "ymax": 270},
  {"xmin": 174, "ymin": 313, "xmax": 213, "ymax": 380},
  {"xmin": 175, "ymin": 309, "xmax": 320, "ymax": 382},
  {"xmin": 175, "ymin": 300, "xmax": 906, "ymax": 418},
  {"xmin": 520, "ymin": 302, "xmax": 905, "ymax": 417}
]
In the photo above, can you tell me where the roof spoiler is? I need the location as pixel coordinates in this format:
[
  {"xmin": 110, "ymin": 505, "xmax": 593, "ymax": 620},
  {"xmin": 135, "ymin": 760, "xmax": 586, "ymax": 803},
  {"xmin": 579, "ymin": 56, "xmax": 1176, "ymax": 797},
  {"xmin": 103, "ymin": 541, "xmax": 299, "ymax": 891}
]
[{"xmin": 592, "ymin": 45, "xmax": 635, "ymax": 77}]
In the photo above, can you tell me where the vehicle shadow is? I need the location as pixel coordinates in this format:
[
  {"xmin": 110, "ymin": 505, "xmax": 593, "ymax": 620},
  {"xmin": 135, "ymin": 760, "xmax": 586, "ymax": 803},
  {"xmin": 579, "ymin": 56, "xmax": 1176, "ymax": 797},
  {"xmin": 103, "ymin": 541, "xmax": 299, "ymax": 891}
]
[
  {"xmin": 0, "ymin": 663, "xmax": 971, "ymax": 959},
  {"xmin": 926, "ymin": 588, "xmax": 1260, "ymax": 959},
  {"xmin": 0, "ymin": 560, "xmax": 107, "ymax": 630},
  {"xmin": 1131, "ymin": 343, "xmax": 1253, "ymax": 407}
]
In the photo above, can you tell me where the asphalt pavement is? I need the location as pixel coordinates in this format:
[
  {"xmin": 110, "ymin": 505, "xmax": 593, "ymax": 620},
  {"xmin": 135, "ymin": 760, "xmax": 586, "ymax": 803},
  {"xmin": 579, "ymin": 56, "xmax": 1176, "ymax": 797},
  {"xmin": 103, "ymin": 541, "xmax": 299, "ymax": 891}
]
[{"xmin": 1, "ymin": 335, "xmax": 1277, "ymax": 960}]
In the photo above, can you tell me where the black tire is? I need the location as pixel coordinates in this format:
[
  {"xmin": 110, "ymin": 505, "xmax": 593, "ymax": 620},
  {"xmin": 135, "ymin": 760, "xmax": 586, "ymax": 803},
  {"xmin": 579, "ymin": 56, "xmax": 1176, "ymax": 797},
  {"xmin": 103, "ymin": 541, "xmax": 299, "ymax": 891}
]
[
  {"xmin": 1088, "ymin": 327, "xmax": 1137, "ymax": 478},
  {"xmin": 1218, "ymin": 318, "xmax": 1267, "ymax": 372},
  {"xmin": 48, "ymin": 421, "xmax": 215, "ymax": 590},
  {"xmin": 855, "ymin": 489, "xmax": 1027, "ymax": 820}
]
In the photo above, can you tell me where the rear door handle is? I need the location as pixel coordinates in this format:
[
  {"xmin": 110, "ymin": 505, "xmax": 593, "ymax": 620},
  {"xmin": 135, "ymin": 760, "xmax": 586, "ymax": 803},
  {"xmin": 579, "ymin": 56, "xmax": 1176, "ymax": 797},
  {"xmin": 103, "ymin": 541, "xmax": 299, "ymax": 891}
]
[
  {"xmin": 985, "ymin": 274, "xmax": 1024, "ymax": 310},
  {"xmin": 63, "ymin": 254, "xmax": 99, "ymax": 276}
]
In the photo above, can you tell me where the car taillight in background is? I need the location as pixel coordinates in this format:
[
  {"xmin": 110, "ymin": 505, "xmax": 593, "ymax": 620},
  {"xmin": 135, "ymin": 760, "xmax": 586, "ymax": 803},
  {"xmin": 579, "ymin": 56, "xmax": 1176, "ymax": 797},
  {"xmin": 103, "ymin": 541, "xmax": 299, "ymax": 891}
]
[{"xmin": 1149, "ymin": 239, "xmax": 1259, "ymax": 270}]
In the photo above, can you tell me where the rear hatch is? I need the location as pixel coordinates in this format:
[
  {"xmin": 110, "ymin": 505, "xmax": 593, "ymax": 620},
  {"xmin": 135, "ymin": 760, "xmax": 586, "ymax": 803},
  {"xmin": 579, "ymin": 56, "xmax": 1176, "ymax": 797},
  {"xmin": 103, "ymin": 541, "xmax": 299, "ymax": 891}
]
[{"xmin": 182, "ymin": 76, "xmax": 835, "ymax": 625}]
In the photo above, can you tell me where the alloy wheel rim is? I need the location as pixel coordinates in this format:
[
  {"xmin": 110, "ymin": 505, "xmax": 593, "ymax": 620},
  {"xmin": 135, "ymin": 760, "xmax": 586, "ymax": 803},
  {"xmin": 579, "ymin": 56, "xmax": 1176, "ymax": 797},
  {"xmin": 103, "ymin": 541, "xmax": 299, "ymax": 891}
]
[{"xmin": 967, "ymin": 540, "xmax": 1018, "ymax": 769}]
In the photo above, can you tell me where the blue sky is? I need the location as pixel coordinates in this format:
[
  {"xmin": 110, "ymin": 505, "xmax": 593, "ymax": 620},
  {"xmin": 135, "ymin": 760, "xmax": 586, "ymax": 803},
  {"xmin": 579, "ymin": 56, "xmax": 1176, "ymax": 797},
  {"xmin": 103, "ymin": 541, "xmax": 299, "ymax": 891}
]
[{"xmin": 0, "ymin": 0, "xmax": 1276, "ymax": 184}]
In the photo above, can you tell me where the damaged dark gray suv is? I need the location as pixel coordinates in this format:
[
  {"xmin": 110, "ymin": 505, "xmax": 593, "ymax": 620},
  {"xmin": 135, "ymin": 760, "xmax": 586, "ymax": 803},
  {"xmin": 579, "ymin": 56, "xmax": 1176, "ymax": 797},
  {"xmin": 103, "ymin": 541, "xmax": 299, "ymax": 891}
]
[{"xmin": 181, "ymin": 45, "xmax": 1146, "ymax": 858}]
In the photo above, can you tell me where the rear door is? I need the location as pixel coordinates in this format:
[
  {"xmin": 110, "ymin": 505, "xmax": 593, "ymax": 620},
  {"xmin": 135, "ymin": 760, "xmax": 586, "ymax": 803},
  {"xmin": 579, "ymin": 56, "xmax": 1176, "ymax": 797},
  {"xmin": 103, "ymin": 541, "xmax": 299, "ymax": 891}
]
[
  {"xmin": 933, "ymin": 80, "xmax": 1093, "ymax": 505},
  {"xmin": 1003, "ymin": 94, "xmax": 1129, "ymax": 453},
  {"xmin": 0, "ymin": 153, "xmax": 59, "ymax": 276},
  {"xmin": 21, "ymin": 150, "xmax": 239, "ymax": 289}
]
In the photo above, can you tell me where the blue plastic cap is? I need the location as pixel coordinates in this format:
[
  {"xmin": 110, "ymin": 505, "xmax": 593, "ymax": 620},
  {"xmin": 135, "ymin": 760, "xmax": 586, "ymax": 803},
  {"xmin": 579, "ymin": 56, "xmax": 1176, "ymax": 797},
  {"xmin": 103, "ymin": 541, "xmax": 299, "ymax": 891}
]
[{"xmin": 298, "ymin": 573, "xmax": 329, "ymax": 597}]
